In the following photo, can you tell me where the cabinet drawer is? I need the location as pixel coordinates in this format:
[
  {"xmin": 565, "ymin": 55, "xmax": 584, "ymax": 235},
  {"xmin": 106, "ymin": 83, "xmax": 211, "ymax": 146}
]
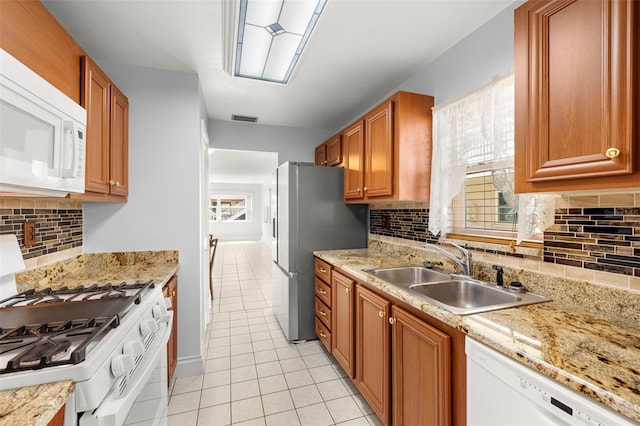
[
  {"xmin": 315, "ymin": 278, "xmax": 332, "ymax": 307},
  {"xmin": 315, "ymin": 258, "xmax": 332, "ymax": 283},
  {"xmin": 315, "ymin": 297, "xmax": 332, "ymax": 329},
  {"xmin": 315, "ymin": 317, "xmax": 332, "ymax": 352}
]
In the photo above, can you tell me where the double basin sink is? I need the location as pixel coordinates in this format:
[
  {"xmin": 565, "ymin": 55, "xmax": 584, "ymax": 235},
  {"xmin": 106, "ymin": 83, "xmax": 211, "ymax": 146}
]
[{"xmin": 364, "ymin": 266, "xmax": 551, "ymax": 315}]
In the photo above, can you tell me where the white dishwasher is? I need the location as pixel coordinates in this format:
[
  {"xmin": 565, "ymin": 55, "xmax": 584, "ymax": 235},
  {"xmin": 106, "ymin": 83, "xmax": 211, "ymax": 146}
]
[{"xmin": 466, "ymin": 337, "xmax": 635, "ymax": 425}]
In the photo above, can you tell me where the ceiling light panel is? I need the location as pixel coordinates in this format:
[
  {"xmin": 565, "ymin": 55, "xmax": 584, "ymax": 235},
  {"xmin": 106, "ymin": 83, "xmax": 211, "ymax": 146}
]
[{"xmin": 234, "ymin": 0, "xmax": 327, "ymax": 84}]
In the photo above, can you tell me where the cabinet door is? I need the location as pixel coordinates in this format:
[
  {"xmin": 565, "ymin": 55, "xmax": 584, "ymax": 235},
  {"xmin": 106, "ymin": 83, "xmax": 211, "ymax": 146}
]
[
  {"xmin": 331, "ymin": 271, "xmax": 355, "ymax": 378},
  {"xmin": 47, "ymin": 404, "xmax": 65, "ymax": 426},
  {"xmin": 315, "ymin": 143, "xmax": 326, "ymax": 166},
  {"xmin": 391, "ymin": 306, "xmax": 451, "ymax": 426},
  {"xmin": 164, "ymin": 276, "xmax": 178, "ymax": 386},
  {"xmin": 365, "ymin": 100, "xmax": 394, "ymax": 198},
  {"xmin": 515, "ymin": 0, "xmax": 638, "ymax": 191},
  {"xmin": 82, "ymin": 56, "xmax": 111, "ymax": 194},
  {"xmin": 325, "ymin": 134, "xmax": 342, "ymax": 166},
  {"xmin": 110, "ymin": 85, "xmax": 129, "ymax": 196},
  {"xmin": 355, "ymin": 285, "xmax": 391, "ymax": 425},
  {"xmin": 343, "ymin": 121, "xmax": 365, "ymax": 200}
]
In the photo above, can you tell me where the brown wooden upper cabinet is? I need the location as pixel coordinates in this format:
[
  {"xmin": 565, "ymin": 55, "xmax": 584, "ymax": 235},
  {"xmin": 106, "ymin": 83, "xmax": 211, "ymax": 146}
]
[
  {"xmin": 315, "ymin": 134, "xmax": 343, "ymax": 166},
  {"xmin": 342, "ymin": 91, "xmax": 435, "ymax": 203},
  {"xmin": 80, "ymin": 56, "xmax": 129, "ymax": 200},
  {"xmin": 514, "ymin": 0, "xmax": 639, "ymax": 192}
]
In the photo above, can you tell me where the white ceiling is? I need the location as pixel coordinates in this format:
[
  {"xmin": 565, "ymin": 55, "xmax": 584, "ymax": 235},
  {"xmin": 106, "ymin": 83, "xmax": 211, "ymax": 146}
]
[{"xmin": 42, "ymin": 0, "xmax": 513, "ymax": 131}]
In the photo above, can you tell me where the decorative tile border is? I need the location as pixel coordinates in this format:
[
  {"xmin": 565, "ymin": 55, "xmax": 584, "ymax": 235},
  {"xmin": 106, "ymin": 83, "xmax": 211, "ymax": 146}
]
[
  {"xmin": 0, "ymin": 202, "xmax": 83, "ymax": 260},
  {"xmin": 369, "ymin": 208, "xmax": 439, "ymax": 243},
  {"xmin": 544, "ymin": 207, "xmax": 640, "ymax": 277},
  {"xmin": 370, "ymin": 194, "xmax": 640, "ymax": 282}
]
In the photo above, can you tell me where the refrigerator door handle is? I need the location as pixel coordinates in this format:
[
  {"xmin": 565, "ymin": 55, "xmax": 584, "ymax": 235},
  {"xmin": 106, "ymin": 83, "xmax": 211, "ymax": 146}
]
[{"xmin": 273, "ymin": 261, "xmax": 298, "ymax": 278}]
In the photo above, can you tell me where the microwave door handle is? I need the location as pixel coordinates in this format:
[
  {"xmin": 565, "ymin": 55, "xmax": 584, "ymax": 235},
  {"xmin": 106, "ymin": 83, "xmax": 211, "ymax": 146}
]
[{"xmin": 60, "ymin": 120, "xmax": 78, "ymax": 178}]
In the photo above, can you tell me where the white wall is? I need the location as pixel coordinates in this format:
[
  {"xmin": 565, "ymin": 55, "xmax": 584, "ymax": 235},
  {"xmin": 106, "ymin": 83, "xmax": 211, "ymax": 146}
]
[
  {"xmin": 335, "ymin": 1, "xmax": 524, "ymax": 131},
  {"xmin": 82, "ymin": 62, "xmax": 207, "ymax": 375},
  {"xmin": 398, "ymin": 1, "xmax": 524, "ymax": 105},
  {"xmin": 208, "ymin": 120, "xmax": 332, "ymax": 165},
  {"xmin": 209, "ymin": 183, "xmax": 263, "ymax": 241}
]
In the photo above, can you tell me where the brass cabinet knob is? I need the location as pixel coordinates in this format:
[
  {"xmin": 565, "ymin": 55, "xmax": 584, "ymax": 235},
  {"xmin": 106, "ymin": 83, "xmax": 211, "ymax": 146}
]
[
  {"xmin": 378, "ymin": 310, "xmax": 384, "ymax": 318},
  {"xmin": 115, "ymin": 181, "xmax": 121, "ymax": 187},
  {"xmin": 389, "ymin": 317, "xmax": 395, "ymax": 325},
  {"xmin": 356, "ymin": 188, "xmax": 361, "ymax": 192},
  {"xmin": 345, "ymin": 287, "xmax": 350, "ymax": 293},
  {"xmin": 109, "ymin": 180, "xmax": 115, "ymax": 186},
  {"xmin": 363, "ymin": 187, "xmax": 368, "ymax": 192},
  {"xmin": 605, "ymin": 147, "xmax": 620, "ymax": 159}
]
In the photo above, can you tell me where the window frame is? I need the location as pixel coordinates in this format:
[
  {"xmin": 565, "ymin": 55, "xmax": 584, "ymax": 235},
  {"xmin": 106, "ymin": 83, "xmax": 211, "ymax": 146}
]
[{"xmin": 209, "ymin": 194, "xmax": 250, "ymax": 223}]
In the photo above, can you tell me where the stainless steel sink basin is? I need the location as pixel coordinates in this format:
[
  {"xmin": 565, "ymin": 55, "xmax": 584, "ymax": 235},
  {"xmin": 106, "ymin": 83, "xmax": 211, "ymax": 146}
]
[
  {"xmin": 363, "ymin": 266, "xmax": 551, "ymax": 315},
  {"xmin": 409, "ymin": 280, "xmax": 551, "ymax": 315},
  {"xmin": 364, "ymin": 266, "xmax": 451, "ymax": 286}
]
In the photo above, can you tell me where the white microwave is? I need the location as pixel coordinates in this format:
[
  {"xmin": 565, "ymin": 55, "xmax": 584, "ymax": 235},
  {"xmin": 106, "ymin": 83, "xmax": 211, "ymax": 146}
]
[{"xmin": 0, "ymin": 48, "xmax": 86, "ymax": 196}]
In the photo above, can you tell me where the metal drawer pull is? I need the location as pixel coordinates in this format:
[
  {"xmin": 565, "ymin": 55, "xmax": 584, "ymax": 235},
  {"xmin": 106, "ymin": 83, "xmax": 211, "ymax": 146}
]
[
  {"xmin": 318, "ymin": 330, "xmax": 327, "ymax": 338},
  {"xmin": 318, "ymin": 288, "xmax": 327, "ymax": 295},
  {"xmin": 605, "ymin": 147, "xmax": 620, "ymax": 158},
  {"xmin": 319, "ymin": 267, "xmax": 327, "ymax": 273},
  {"xmin": 319, "ymin": 309, "xmax": 327, "ymax": 317}
]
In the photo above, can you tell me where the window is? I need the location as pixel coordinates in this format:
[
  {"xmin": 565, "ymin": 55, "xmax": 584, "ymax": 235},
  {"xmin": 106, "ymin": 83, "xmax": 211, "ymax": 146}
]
[
  {"xmin": 429, "ymin": 74, "xmax": 555, "ymax": 244},
  {"xmin": 210, "ymin": 195, "xmax": 249, "ymax": 222}
]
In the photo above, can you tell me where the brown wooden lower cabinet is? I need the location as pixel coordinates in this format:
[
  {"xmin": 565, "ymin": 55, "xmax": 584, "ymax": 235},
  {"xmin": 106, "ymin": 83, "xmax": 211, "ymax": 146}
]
[
  {"xmin": 163, "ymin": 275, "xmax": 178, "ymax": 386},
  {"xmin": 47, "ymin": 404, "xmax": 65, "ymax": 426},
  {"xmin": 392, "ymin": 305, "xmax": 451, "ymax": 426},
  {"xmin": 331, "ymin": 270, "xmax": 355, "ymax": 378},
  {"xmin": 355, "ymin": 285, "xmax": 391, "ymax": 425}
]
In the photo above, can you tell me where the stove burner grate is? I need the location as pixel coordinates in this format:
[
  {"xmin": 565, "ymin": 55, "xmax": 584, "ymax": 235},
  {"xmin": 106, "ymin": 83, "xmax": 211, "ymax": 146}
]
[
  {"xmin": 0, "ymin": 281, "xmax": 154, "ymax": 308},
  {"xmin": 0, "ymin": 315, "xmax": 120, "ymax": 373}
]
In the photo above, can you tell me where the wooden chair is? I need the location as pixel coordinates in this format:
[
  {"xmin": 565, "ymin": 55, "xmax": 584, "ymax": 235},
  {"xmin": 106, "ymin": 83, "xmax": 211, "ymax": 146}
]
[{"xmin": 209, "ymin": 235, "xmax": 218, "ymax": 300}]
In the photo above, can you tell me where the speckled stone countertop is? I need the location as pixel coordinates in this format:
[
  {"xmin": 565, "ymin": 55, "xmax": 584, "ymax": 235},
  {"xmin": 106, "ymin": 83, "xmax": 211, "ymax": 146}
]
[
  {"xmin": 1, "ymin": 250, "xmax": 179, "ymax": 425},
  {"xmin": 0, "ymin": 381, "xmax": 73, "ymax": 426},
  {"xmin": 15, "ymin": 250, "xmax": 179, "ymax": 292},
  {"xmin": 315, "ymin": 241, "xmax": 640, "ymax": 423}
]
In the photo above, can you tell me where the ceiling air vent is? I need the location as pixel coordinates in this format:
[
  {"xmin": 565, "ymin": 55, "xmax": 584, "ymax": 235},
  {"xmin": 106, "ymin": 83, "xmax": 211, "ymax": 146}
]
[{"xmin": 232, "ymin": 114, "xmax": 258, "ymax": 123}]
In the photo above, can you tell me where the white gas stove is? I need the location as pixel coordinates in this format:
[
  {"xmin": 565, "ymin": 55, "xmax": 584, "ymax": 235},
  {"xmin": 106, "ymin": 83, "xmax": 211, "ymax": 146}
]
[{"xmin": 0, "ymin": 281, "xmax": 172, "ymax": 425}]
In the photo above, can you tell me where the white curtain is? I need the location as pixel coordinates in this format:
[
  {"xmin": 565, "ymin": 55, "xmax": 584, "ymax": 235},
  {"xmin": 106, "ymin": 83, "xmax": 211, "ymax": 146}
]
[{"xmin": 428, "ymin": 73, "xmax": 555, "ymax": 243}]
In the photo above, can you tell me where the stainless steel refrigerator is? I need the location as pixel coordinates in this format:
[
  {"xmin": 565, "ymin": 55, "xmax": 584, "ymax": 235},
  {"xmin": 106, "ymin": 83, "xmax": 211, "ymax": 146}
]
[{"xmin": 272, "ymin": 161, "xmax": 368, "ymax": 342}]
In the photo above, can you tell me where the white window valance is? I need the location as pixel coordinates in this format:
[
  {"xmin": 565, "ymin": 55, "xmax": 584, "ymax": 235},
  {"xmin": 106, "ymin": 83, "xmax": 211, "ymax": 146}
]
[{"xmin": 428, "ymin": 73, "xmax": 556, "ymax": 243}]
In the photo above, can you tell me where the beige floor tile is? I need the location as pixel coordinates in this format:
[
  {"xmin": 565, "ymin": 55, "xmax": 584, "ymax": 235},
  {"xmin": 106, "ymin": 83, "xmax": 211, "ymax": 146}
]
[
  {"xmin": 232, "ymin": 396, "xmax": 265, "ymax": 423},
  {"xmin": 262, "ymin": 390, "xmax": 295, "ymax": 416},
  {"xmin": 290, "ymin": 384, "xmax": 323, "ymax": 408}
]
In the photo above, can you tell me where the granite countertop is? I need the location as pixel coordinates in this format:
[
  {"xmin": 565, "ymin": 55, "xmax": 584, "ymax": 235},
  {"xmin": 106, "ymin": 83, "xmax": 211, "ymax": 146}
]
[
  {"xmin": 314, "ymin": 246, "xmax": 640, "ymax": 423},
  {"xmin": 15, "ymin": 250, "xmax": 179, "ymax": 292},
  {"xmin": 0, "ymin": 381, "xmax": 74, "ymax": 426},
  {"xmin": 0, "ymin": 250, "xmax": 179, "ymax": 425}
]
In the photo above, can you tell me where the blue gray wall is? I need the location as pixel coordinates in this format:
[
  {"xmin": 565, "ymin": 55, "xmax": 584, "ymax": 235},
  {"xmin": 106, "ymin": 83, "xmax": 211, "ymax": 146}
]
[
  {"xmin": 83, "ymin": 62, "xmax": 207, "ymax": 374},
  {"xmin": 208, "ymin": 119, "xmax": 332, "ymax": 165}
]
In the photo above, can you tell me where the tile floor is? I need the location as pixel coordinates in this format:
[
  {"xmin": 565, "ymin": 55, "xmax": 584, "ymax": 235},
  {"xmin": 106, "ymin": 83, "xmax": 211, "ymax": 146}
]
[{"xmin": 168, "ymin": 241, "xmax": 382, "ymax": 426}]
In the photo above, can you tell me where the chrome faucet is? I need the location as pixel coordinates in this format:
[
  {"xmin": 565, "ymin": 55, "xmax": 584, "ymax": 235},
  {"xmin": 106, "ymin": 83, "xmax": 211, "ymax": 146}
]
[{"xmin": 423, "ymin": 242, "xmax": 472, "ymax": 276}]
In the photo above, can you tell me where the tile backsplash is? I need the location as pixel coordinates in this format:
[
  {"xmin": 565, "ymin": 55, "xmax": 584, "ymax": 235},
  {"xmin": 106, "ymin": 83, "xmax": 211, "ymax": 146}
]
[
  {"xmin": 370, "ymin": 204, "xmax": 439, "ymax": 244},
  {"xmin": 369, "ymin": 193, "xmax": 640, "ymax": 286},
  {"xmin": 0, "ymin": 198, "xmax": 83, "ymax": 266},
  {"xmin": 544, "ymin": 207, "xmax": 639, "ymax": 277}
]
